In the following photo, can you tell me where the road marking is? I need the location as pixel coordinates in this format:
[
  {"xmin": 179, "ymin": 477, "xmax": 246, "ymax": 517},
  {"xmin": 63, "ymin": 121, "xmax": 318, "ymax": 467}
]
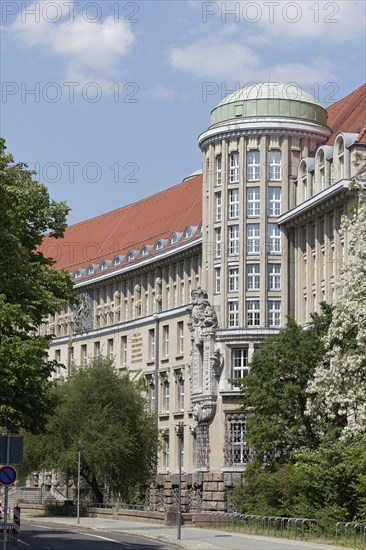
[
  {"xmin": 82, "ymin": 533, "xmax": 123, "ymax": 544},
  {"xmin": 18, "ymin": 540, "xmax": 31, "ymax": 547}
]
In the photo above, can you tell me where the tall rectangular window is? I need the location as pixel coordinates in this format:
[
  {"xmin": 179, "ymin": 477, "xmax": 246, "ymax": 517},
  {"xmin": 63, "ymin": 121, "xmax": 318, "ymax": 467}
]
[
  {"xmin": 247, "ymin": 263, "xmax": 260, "ymax": 290},
  {"xmin": 229, "ymin": 189, "xmax": 239, "ymax": 219},
  {"xmin": 215, "ymin": 227, "xmax": 221, "ymax": 257},
  {"xmin": 81, "ymin": 344, "xmax": 87, "ymax": 367},
  {"xmin": 215, "ymin": 266, "xmax": 221, "ymax": 293},
  {"xmin": 247, "ymin": 224, "xmax": 260, "ymax": 254},
  {"xmin": 230, "ymin": 152, "xmax": 239, "ymax": 183},
  {"xmin": 216, "ymin": 155, "xmax": 222, "ymax": 186},
  {"xmin": 162, "ymin": 436, "xmax": 170, "ymax": 470},
  {"xmin": 162, "ymin": 379, "xmax": 170, "ymax": 413},
  {"xmin": 177, "ymin": 378, "xmax": 185, "ymax": 411},
  {"xmin": 94, "ymin": 341, "xmax": 100, "ymax": 359},
  {"xmin": 268, "ymin": 224, "xmax": 281, "ymax": 253},
  {"xmin": 268, "ymin": 299, "xmax": 281, "ymax": 326},
  {"xmin": 268, "ymin": 187, "xmax": 281, "ymax": 216},
  {"xmin": 247, "ymin": 299, "xmax": 260, "ymax": 326},
  {"xmin": 108, "ymin": 338, "xmax": 114, "ymax": 361},
  {"xmin": 228, "ymin": 300, "xmax": 239, "ymax": 327},
  {"xmin": 247, "ymin": 151, "xmax": 260, "ymax": 181},
  {"xmin": 228, "ymin": 267, "xmax": 239, "ymax": 292},
  {"xmin": 232, "ymin": 349, "xmax": 248, "ymax": 379},
  {"xmin": 163, "ymin": 325, "xmax": 169, "ymax": 357},
  {"xmin": 149, "ymin": 329, "xmax": 155, "ymax": 360},
  {"xmin": 247, "ymin": 187, "xmax": 260, "ymax": 217},
  {"xmin": 121, "ymin": 336, "xmax": 127, "ymax": 367},
  {"xmin": 268, "ymin": 263, "xmax": 281, "ymax": 290},
  {"xmin": 215, "ymin": 192, "xmax": 222, "ymax": 222},
  {"xmin": 177, "ymin": 321, "xmax": 184, "ymax": 354},
  {"xmin": 267, "ymin": 151, "xmax": 281, "ymax": 181},
  {"xmin": 229, "ymin": 225, "xmax": 239, "ymax": 256}
]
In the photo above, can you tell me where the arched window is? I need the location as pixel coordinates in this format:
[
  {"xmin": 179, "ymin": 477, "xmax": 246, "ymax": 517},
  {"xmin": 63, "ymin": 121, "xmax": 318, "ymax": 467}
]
[
  {"xmin": 141, "ymin": 246, "xmax": 149, "ymax": 257},
  {"xmin": 155, "ymin": 240, "xmax": 163, "ymax": 251},
  {"xmin": 127, "ymin": 251, "xmax": 135, "ymax": 262},
  {"xmin": 100, "ymin": 261, "xmax": 108, "ymax": 271},
  {"xmin": 113, "ymin": 256, "xmax": 121, "ymax": 267},
  {"xmin": 74, "ymin": 270, "xmax": 82, "ymax": 279},
  {"xmin": 184, "ymin": 226, "xmax": 192, "ymax": 239},
  {"xmin": 170, "ymin": 233, "xmax": 178, "ymax": 245},
  {"xmin": 87, "ymin": 265, "xmax": 95, "ymax": 275}
]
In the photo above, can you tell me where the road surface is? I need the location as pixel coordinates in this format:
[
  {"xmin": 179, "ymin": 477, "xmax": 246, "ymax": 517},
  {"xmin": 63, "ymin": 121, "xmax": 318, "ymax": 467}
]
[{"xmin": 14, "ymin": 522, "xmax": 177, "ymax": 549}]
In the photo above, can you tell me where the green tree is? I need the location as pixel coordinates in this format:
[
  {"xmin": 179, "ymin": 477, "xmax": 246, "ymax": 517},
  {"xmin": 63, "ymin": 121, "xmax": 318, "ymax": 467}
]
[
  {"xmin": 0, "ymin": 138, "xmax": 74, "ymax": 433},
  {"xmin": 237, "ymin": 306, "xmax": 332, "ymax": 463},
  {"xmin": 307, "ymin": 183, "xmax": 366, "ymax": 436},
  {"xmin": 21, "ymin": 359, "xmax": 158, "ymax": 503}
]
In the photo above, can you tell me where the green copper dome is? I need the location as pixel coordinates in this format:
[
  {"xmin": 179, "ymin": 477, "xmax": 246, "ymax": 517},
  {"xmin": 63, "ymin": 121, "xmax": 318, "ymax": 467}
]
[{"xmin": 209, "ymin": 82, "xmax": 328, "ymax": 129}]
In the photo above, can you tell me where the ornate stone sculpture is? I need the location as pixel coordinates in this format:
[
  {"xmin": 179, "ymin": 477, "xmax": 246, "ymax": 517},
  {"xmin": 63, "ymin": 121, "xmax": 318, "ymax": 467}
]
[{"xmin": 73, "ymin": 291, "xmax": 93, "ymax": 334}]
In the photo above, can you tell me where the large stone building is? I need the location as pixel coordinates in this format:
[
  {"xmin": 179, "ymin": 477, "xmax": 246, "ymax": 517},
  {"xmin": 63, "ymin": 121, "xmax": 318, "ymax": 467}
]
[{"xmin": 40, "ymin": 82, "xmax": 366, "ymax": 511}]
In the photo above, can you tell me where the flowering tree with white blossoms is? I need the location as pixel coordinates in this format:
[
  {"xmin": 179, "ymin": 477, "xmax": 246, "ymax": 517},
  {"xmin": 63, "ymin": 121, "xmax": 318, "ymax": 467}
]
[{"xmin": 306, "ymin": 180, "xmax": 366, "ymax": 436}]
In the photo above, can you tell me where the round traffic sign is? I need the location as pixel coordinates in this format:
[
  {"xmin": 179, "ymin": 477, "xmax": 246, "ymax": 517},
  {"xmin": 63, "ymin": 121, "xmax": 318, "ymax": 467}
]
[{"xmin": 0, "ymin": 465, "xmax": 17, "ymax": 486}]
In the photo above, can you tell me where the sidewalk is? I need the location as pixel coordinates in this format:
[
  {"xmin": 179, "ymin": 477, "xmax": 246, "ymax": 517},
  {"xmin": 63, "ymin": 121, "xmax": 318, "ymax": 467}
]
[{"xmin": 24, "ymin": 514, "xmax": 355, "ymax": 550}]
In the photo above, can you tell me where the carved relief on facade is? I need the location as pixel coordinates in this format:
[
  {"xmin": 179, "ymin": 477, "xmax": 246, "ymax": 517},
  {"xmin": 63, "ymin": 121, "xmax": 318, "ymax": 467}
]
[
  {"xmin": 73, "ymin": 290, "xmax": 93, "ymax": 334},
  {"xmin": 187, "ymin": 288, "xmax": 222, "ymax": 428}
]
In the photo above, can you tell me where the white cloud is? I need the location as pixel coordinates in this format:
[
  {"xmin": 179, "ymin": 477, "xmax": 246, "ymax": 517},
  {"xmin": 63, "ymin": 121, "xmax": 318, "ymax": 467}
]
[
  {"xmin": 8, "ymin": 0, "xmax": 135, "ymax": 78},
  {"xmin": 167, "ymin": 39, "xmax": 259, "ymax": 78},
  {"xmin": 218, "ymin": 1, "xmax": 366, "ymax": 42}
]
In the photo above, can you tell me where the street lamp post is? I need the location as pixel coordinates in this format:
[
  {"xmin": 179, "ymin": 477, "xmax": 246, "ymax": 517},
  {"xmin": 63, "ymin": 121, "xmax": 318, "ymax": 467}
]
[
  {"xmin": 176, "ymin": 422, "xmax": 184, "ymax": 540},
  {"xmin": 77, "ymin": 441, "xmax": 81, "ymax": 524}
]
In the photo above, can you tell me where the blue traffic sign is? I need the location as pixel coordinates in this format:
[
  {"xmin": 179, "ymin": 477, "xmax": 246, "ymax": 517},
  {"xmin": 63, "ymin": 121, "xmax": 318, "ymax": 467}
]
[{"xmin": 0, "ymin": 465, "xmax": 17, "ymax": 486}]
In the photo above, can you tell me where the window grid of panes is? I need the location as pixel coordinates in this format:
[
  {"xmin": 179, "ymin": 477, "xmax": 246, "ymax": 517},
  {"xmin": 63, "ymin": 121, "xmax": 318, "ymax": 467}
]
[
  {"xmin": 215, "ymin": 227, "xmax": 221, "ymax": 257},
  {"xmin": 247, "ymin": 224, "xmax": 260, "ymax": 254},
  {"xmin": 268, "ymin": 263, "xmax": 281, "ymax": 290},
  {"xmin": 230, "ymin": 153, "xmax": 239, "ymax": 183},
  {"xmin": 228, "ymin": 267, "xmax": 239, "ymax": 292},
  {"xmin": 229, "ymin": 225, "xmax": 239, "ymax": 256},
  {"xmin": 216, "ymin": 155, "xmax": 222, "ymax": 186},
  {"xmin": 268, "ymin": 224, "xmax": 281, "ymax": 253},
  {"xmin": 247, "ymin": 187, "xmax": 260, "ymax": 217},
  {"xmin": 247, "ymin": 151, "xmax": 260, "ymax": 181},
  {"xmin": 247, "ymin": 263, "xmax": 260, "ymax": 290},
  {"xmin": 215, "ymin": 266, "xmax": 221, "ymax": 293},
  {"xmin": 228, "ymin": 300, "xmax": 239, "ymax": 327},
  {"xmin": 268, "ymin": 187, "xmax": 281, "ymax": 216},
  {"xmin": 268, "ymin": 299, "xmax": 281, "ymax": 326},
  {"xmin": 229, "ymin": 189, "xmax": 239, "ymax": 219},
  {"xmin": 267, "ymin": 151, "xmax": 281, "ymax": 181},
  {"xmin": 215, "ymin": 192, "xmax": 222, "ymax": 222},
  {"xmin": 232, "ymin": 348, "xmax": 249, "ymax": 379},
  {"xmin": 247, "ymin": 299, "xmax": 260, "ymax": 326}
]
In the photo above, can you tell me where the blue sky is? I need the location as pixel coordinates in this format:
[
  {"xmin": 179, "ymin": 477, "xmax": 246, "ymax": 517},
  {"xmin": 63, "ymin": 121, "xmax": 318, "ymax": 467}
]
[{"xmin": 1, "ymin": 0, "xmax": 365, "ymax": 225}]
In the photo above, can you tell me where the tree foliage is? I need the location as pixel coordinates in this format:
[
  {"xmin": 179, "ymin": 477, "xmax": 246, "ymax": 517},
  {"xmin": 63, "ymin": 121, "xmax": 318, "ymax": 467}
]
[
  {"xmin": 20, "ymin": 359, "xmax": 158, "ymax": 503},
  {"xmin": 0, "ymin": 138, "xmax": 74, "ymax": 432},
  {"xmin": 237, "ymin": 307, "xmax": 332, "ymax": 462},
  {"xmin": 307, "ymin": 183, "xmax": 366, "ymax": 435},
  {"xmin": 234, "ymin": 437, "xmax": 366, "ymax": 523}
]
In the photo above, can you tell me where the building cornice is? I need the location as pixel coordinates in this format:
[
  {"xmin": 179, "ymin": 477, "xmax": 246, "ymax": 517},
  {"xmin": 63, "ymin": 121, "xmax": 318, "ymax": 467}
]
[
  {"xmin": 277, "ymin": 180, "xmax": 351, "ymax": 225},
  {"xmin": 49, "ymin": 305, "xmax": 191, "ymax": 347},
  {"xmin": 74, "ymin": 237, "xmax": 202, "ymax": 289},
  {"xmin": 198, "ymin": 120, "xmax": 330, "ymax": 150}
]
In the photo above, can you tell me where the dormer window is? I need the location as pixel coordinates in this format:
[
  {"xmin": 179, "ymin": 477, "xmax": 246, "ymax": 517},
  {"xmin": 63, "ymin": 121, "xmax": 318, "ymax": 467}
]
[
  {"xmin": 113, "ymin": 256, "xmax": 121, "ymax": 267},
  {"xmin": 141, "ymin": 246, "xmax": 149, "ymax": 257},
  {"xmin": 184, "ymin": 227, "xmax": 192, "ymax": 239},
  {"xmin": 126, "ymin": 251, "xmax": 135, "ymax": 262},
  {"xmin": 170, "ymin": 233, "xmax": 178, "ymax": 245},
  {"xmin": 100, "ymin": 261, "xmax": 108, "ymax": 271},
  {"xmin": 155, "ymin": 240, "xmax": 163, "ymax": 251},
  {"xmin": 74, "ymin": 270, "xmax": 82, "ymax": 279}
]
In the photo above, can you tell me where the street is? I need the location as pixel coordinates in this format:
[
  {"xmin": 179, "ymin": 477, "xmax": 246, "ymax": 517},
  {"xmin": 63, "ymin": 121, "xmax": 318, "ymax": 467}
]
[{"xmin": 14, "ymin": 522, "xmax": 177, "ymax": 549}]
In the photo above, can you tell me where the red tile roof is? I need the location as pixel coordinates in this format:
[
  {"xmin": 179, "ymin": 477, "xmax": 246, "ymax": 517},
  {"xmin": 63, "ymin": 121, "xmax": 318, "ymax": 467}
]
[
  {"xmin": 42, "ymin": 174, "xmax": 202, "ymax": 273},
  {"xmin": 326, "ymin": 83, "xmax": 366, "ymax": 145}
]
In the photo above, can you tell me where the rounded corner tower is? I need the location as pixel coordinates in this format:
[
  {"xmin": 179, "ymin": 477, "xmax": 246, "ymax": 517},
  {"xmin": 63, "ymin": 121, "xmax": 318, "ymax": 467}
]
[{"xmin": 198, "ymin": 82, "xmax": 331, "ymax": 334}]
